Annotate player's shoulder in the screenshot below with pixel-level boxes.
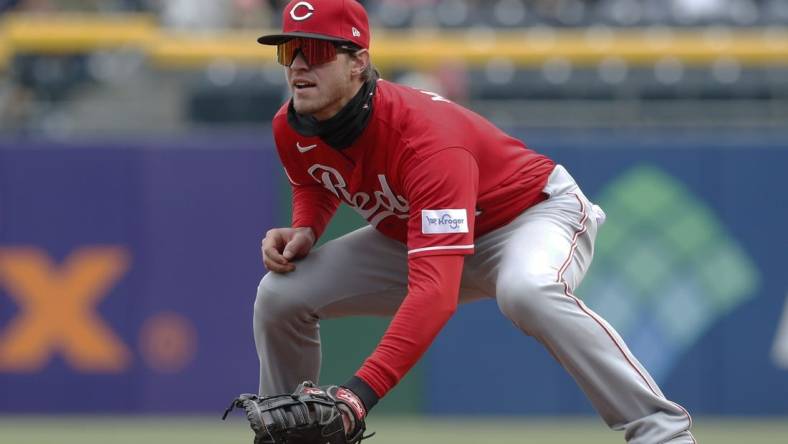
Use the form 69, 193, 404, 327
271, 102, 303, 158
376, 79, 448, 108
272, 101, 300, 147
272, 101, 290, 130
375, 80, 478, 153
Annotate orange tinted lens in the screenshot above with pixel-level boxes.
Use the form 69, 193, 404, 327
300, 39, 337, 66
277, 39, 298, 66
277, 38, 337, 67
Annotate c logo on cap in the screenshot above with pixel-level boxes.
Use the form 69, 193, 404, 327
290, 1, 315, 21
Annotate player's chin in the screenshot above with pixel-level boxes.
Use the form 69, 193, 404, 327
291, 95, 321, 115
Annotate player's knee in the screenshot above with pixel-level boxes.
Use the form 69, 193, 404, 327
254, 273, 314, 328
495, 272, 554, 333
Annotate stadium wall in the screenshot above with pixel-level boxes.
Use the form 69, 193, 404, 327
0, 129, 786, 415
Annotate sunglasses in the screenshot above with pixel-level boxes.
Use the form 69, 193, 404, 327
276, 38, 360, 67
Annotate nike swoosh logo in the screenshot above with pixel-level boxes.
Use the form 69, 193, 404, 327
297, 142, 317, 153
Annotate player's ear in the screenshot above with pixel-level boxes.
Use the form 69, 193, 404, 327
350, 49, 370, 79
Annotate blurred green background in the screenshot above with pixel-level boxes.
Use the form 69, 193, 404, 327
2, 416, 787, 444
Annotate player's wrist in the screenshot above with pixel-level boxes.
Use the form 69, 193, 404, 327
342, 375, 379, 414
293, 226, 317, 245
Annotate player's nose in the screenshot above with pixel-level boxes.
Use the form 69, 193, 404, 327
290, 52, 310, 71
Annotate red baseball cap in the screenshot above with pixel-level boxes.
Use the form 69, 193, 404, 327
258, 0, 370, 49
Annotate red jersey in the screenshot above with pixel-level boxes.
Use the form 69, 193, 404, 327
274, 79, 554, 256
272, 79, 555, 404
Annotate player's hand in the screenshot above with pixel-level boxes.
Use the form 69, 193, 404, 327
261, 227, 315, 273
326, 386, 368, 439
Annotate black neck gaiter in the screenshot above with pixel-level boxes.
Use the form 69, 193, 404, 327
287, 75, 377, 150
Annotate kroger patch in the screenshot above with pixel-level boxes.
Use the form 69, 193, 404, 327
421, 209, 469, 234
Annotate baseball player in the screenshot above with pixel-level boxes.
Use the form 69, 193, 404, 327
238, 1, 696, 443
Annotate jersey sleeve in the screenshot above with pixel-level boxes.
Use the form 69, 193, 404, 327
351, 254, 464, 405
289, 179, 340, 241
402, 147, 479, 258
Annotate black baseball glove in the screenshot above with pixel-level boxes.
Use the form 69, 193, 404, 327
222, 381, 374, 444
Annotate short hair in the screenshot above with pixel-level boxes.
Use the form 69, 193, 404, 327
338, 44, 376, 82
361, 62, 377, 82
